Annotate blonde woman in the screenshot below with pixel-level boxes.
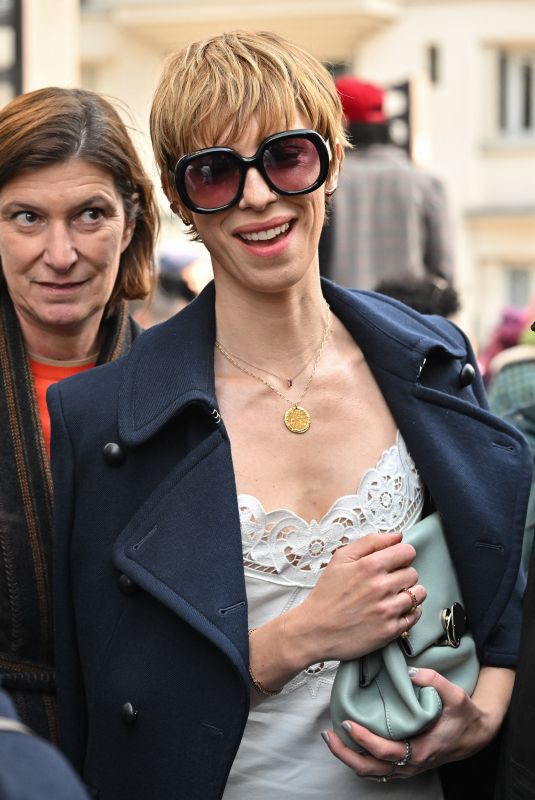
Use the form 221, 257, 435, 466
49, 32, 530, 800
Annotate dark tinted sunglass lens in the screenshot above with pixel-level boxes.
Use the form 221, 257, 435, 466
263, 136, 321, 192
183, 152, 240, 209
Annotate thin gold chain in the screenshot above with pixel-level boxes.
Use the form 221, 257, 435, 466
215, 302, 331, 408
219, 348, 311, 387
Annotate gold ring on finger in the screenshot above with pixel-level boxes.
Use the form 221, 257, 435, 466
402, 587, 419, 612
400, 615, 410, 639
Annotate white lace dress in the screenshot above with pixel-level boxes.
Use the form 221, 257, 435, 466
223, 432, 444, 799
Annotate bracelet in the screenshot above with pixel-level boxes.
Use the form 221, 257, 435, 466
248, 629, 282, 697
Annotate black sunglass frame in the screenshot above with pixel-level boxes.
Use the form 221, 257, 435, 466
173, 129, 331, 214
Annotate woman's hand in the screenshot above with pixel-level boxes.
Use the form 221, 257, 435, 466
321, 666, 514, 780
248, 532, 425, 693
288, 531, 425, 666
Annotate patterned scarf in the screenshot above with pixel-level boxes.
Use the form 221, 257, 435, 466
0, 287, 141, 742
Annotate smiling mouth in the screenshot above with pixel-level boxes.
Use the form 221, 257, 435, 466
238, 221, 291, 243
39, 280, 88, 290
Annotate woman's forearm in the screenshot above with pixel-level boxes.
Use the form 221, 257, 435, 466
471, 665, 515, 738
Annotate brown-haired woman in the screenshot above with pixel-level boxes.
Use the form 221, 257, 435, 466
0, 86, 158, 742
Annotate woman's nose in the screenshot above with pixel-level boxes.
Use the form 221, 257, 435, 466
43, 222, 78, 271
238, 166, 278, 211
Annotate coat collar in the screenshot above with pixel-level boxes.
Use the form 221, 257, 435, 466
324, 279, 465, 377
119, 282, 218, 445
119, 278, 466, 446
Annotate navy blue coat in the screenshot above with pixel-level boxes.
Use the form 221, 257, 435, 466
48, 280, 532, 800
0, 689, 88, 800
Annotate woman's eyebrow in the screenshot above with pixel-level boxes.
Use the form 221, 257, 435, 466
71, 192, 118, 211
0, 200, 42, 219
1, 193, 119, 218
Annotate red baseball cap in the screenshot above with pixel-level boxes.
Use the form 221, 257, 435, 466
334, 76, 385, 124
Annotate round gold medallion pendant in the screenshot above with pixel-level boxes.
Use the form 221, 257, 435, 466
284, 405, 311, 434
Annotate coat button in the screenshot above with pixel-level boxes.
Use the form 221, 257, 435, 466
121, 702, 138, 726
118, 574, 139, 596
459, 363, 475, 387
103, 442, 125, 466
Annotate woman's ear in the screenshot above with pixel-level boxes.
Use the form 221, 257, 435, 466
161, 170, 176, 204
162, 170, 192, 226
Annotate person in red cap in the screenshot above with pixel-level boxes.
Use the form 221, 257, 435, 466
333, 76, 386, 125
320, 76, 453, 290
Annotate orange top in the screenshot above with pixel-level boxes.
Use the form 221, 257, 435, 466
30, 355, 97, 456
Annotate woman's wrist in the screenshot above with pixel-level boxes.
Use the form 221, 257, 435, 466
248, 629, 283, 695
247, 609, 313, 694
278, 605, 318, 674
471, 666, 515, 742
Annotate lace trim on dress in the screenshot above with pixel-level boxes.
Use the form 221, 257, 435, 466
238, 431, 424, 589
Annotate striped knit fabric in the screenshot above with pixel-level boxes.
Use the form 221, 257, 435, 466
0, 287, 140, 742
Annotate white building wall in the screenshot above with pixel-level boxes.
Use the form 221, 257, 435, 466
82, 14, 176, 238
23, 0, 80, 89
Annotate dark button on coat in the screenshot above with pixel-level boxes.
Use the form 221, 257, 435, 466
103, 442, 126, 466
459, 363, 476, 387
118, 574, 138, 596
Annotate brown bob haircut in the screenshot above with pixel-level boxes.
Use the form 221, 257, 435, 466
150, 30, 350, 236
0, 87, 158, 309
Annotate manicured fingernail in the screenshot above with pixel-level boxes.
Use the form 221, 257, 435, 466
342, 721, 352, 732
407, 667, 419, 676
321, 730, 330, 745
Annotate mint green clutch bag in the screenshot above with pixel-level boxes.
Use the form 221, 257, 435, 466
330, 512, 480, 748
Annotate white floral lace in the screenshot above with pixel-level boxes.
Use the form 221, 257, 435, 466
238, 432, 424, 696
238, 431, 424, 589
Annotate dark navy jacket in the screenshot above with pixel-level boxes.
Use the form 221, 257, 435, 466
0, 689, 88, 800
48, 280, 532, 800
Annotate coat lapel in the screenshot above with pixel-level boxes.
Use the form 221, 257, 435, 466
112, 428, 249, 684
325, 281, 531, 650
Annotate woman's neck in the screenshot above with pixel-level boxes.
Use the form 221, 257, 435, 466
214, 278, 328, 373
17, 311, 103, 362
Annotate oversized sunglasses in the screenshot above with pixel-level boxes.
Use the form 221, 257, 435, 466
173, 129, 331, 214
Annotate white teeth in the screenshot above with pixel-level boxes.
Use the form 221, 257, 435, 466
240, 222, 290, 242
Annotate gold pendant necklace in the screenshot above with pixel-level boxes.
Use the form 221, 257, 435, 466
283, 405, 311, 434
215, 302, 331, 434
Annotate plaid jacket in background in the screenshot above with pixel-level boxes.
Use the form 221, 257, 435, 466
487, 345, 535, 419
326, 144, 453, 290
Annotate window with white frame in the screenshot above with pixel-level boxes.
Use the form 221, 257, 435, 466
498, 49, 535, 139
505, 266, 533, 309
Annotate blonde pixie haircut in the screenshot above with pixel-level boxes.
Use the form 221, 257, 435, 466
150, 30, 349, 233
